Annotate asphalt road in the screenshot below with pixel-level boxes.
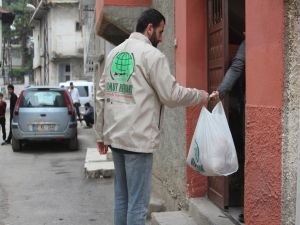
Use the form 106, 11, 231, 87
0, 125, 114, 225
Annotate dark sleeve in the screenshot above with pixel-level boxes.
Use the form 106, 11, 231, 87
218, 41, 245, 99
10, 94, 18, 114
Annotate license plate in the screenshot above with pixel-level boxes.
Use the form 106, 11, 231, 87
35, 124, 56, 132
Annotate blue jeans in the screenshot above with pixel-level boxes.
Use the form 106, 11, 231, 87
112, 149, 153, 225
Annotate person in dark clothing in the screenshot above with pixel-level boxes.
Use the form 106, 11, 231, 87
210, 40, 245, 100
0, 92, 7, 142
82, 102, 94, 128
210, 40, 245, 223
2, 84, 18, 145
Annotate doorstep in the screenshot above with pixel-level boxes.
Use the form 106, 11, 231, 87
151, 211, 197, 225
189, 198, 239, 225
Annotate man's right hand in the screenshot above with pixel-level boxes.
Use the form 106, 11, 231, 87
200, 90, 209, 106
209, 91, 220, 101
97, 142, 108, 154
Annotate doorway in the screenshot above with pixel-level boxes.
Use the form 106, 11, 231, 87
207, 0, 245, 222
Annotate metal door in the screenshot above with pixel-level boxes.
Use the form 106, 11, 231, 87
207, 0, 229, 209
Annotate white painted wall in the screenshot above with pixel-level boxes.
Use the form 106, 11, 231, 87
31, 2, 84, 86
49, 5, 83, 58
32, 20, 41, 69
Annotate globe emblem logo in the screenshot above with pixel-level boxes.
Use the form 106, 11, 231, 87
110, 52, 135, 82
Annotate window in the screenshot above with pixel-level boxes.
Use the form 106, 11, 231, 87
20, 89, 66, 108
75, 22, 82, 31
77, 86, 89, 97
65, 64, 71, 72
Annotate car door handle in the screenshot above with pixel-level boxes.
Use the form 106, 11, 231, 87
40, 114, 46, 117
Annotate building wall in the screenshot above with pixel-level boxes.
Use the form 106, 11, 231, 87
71, 58, 84, 81
245, 1, 284, 224
175, 0, 208, 198
283, 1, 300, 225
32, 14, 49, 85
149, 0, 189, 210
32, 20, 41, 69
31, 2, 85, 85
49, 4, 83, 59
11, 45, 23, 67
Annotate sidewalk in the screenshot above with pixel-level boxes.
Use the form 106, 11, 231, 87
84, 147, 114, 178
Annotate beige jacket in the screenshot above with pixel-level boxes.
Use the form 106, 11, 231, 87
95, 32, 207, 153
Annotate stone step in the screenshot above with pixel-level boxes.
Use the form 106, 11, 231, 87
148, 196, 166, 219
189, 198, 236, 225
151, 211, 197, 225
84, 148, 114, 178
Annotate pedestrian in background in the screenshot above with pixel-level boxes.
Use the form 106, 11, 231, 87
2, 84, 18, 145
95, 8, 209, 225
0, 92, 7, 143
69, 82, 82, 123
82, 102, 94, 128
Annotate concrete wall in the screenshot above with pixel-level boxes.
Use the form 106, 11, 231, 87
49, 4, 83, 59
32, 20, 41, 69
282, 1, 300, 225
150, 0, 188, 210
32, 13, 48, 85
48, 58, 84, 85
71, 58, 84, 81
31, 2, 85, 86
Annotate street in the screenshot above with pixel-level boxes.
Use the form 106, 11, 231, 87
0, 124, 114, 225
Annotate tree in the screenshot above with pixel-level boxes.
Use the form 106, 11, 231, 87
3, 0, 33, 81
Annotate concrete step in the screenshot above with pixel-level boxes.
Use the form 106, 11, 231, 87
189, 198, 236, 225
148, 196, 166, 219
84, 148, 114, 178
151, 211, 197, 225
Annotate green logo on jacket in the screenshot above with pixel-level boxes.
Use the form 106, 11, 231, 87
110, 52, 135, 82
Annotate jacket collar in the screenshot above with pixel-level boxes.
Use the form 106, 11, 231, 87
129, 32, 152, 46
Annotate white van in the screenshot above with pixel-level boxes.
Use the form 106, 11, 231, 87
59, 80, 94, 113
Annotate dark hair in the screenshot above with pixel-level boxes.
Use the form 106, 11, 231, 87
70, 82, 73, 85
136, 8, 166, 33
7, 84, 14, 90
0, 92, 3, 97
84, 102, 91, 107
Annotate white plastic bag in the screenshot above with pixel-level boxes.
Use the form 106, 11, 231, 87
186, 102, 238, 176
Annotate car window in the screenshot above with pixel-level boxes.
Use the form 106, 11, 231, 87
64, 85, 89, 97
77, 86, 89, 97
20, 90, 66, 107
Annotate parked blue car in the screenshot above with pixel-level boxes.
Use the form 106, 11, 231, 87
11, 87, 78, 152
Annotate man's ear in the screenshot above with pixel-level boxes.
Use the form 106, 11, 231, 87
145, 23, 154, 37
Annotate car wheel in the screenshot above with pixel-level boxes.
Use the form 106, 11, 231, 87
12, 137, 22, 152
68, 135, 78, 151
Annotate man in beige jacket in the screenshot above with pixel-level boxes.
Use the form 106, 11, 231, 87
95, 8, 208, 225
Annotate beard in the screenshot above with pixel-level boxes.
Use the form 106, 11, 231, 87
149, 32, 159, 47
